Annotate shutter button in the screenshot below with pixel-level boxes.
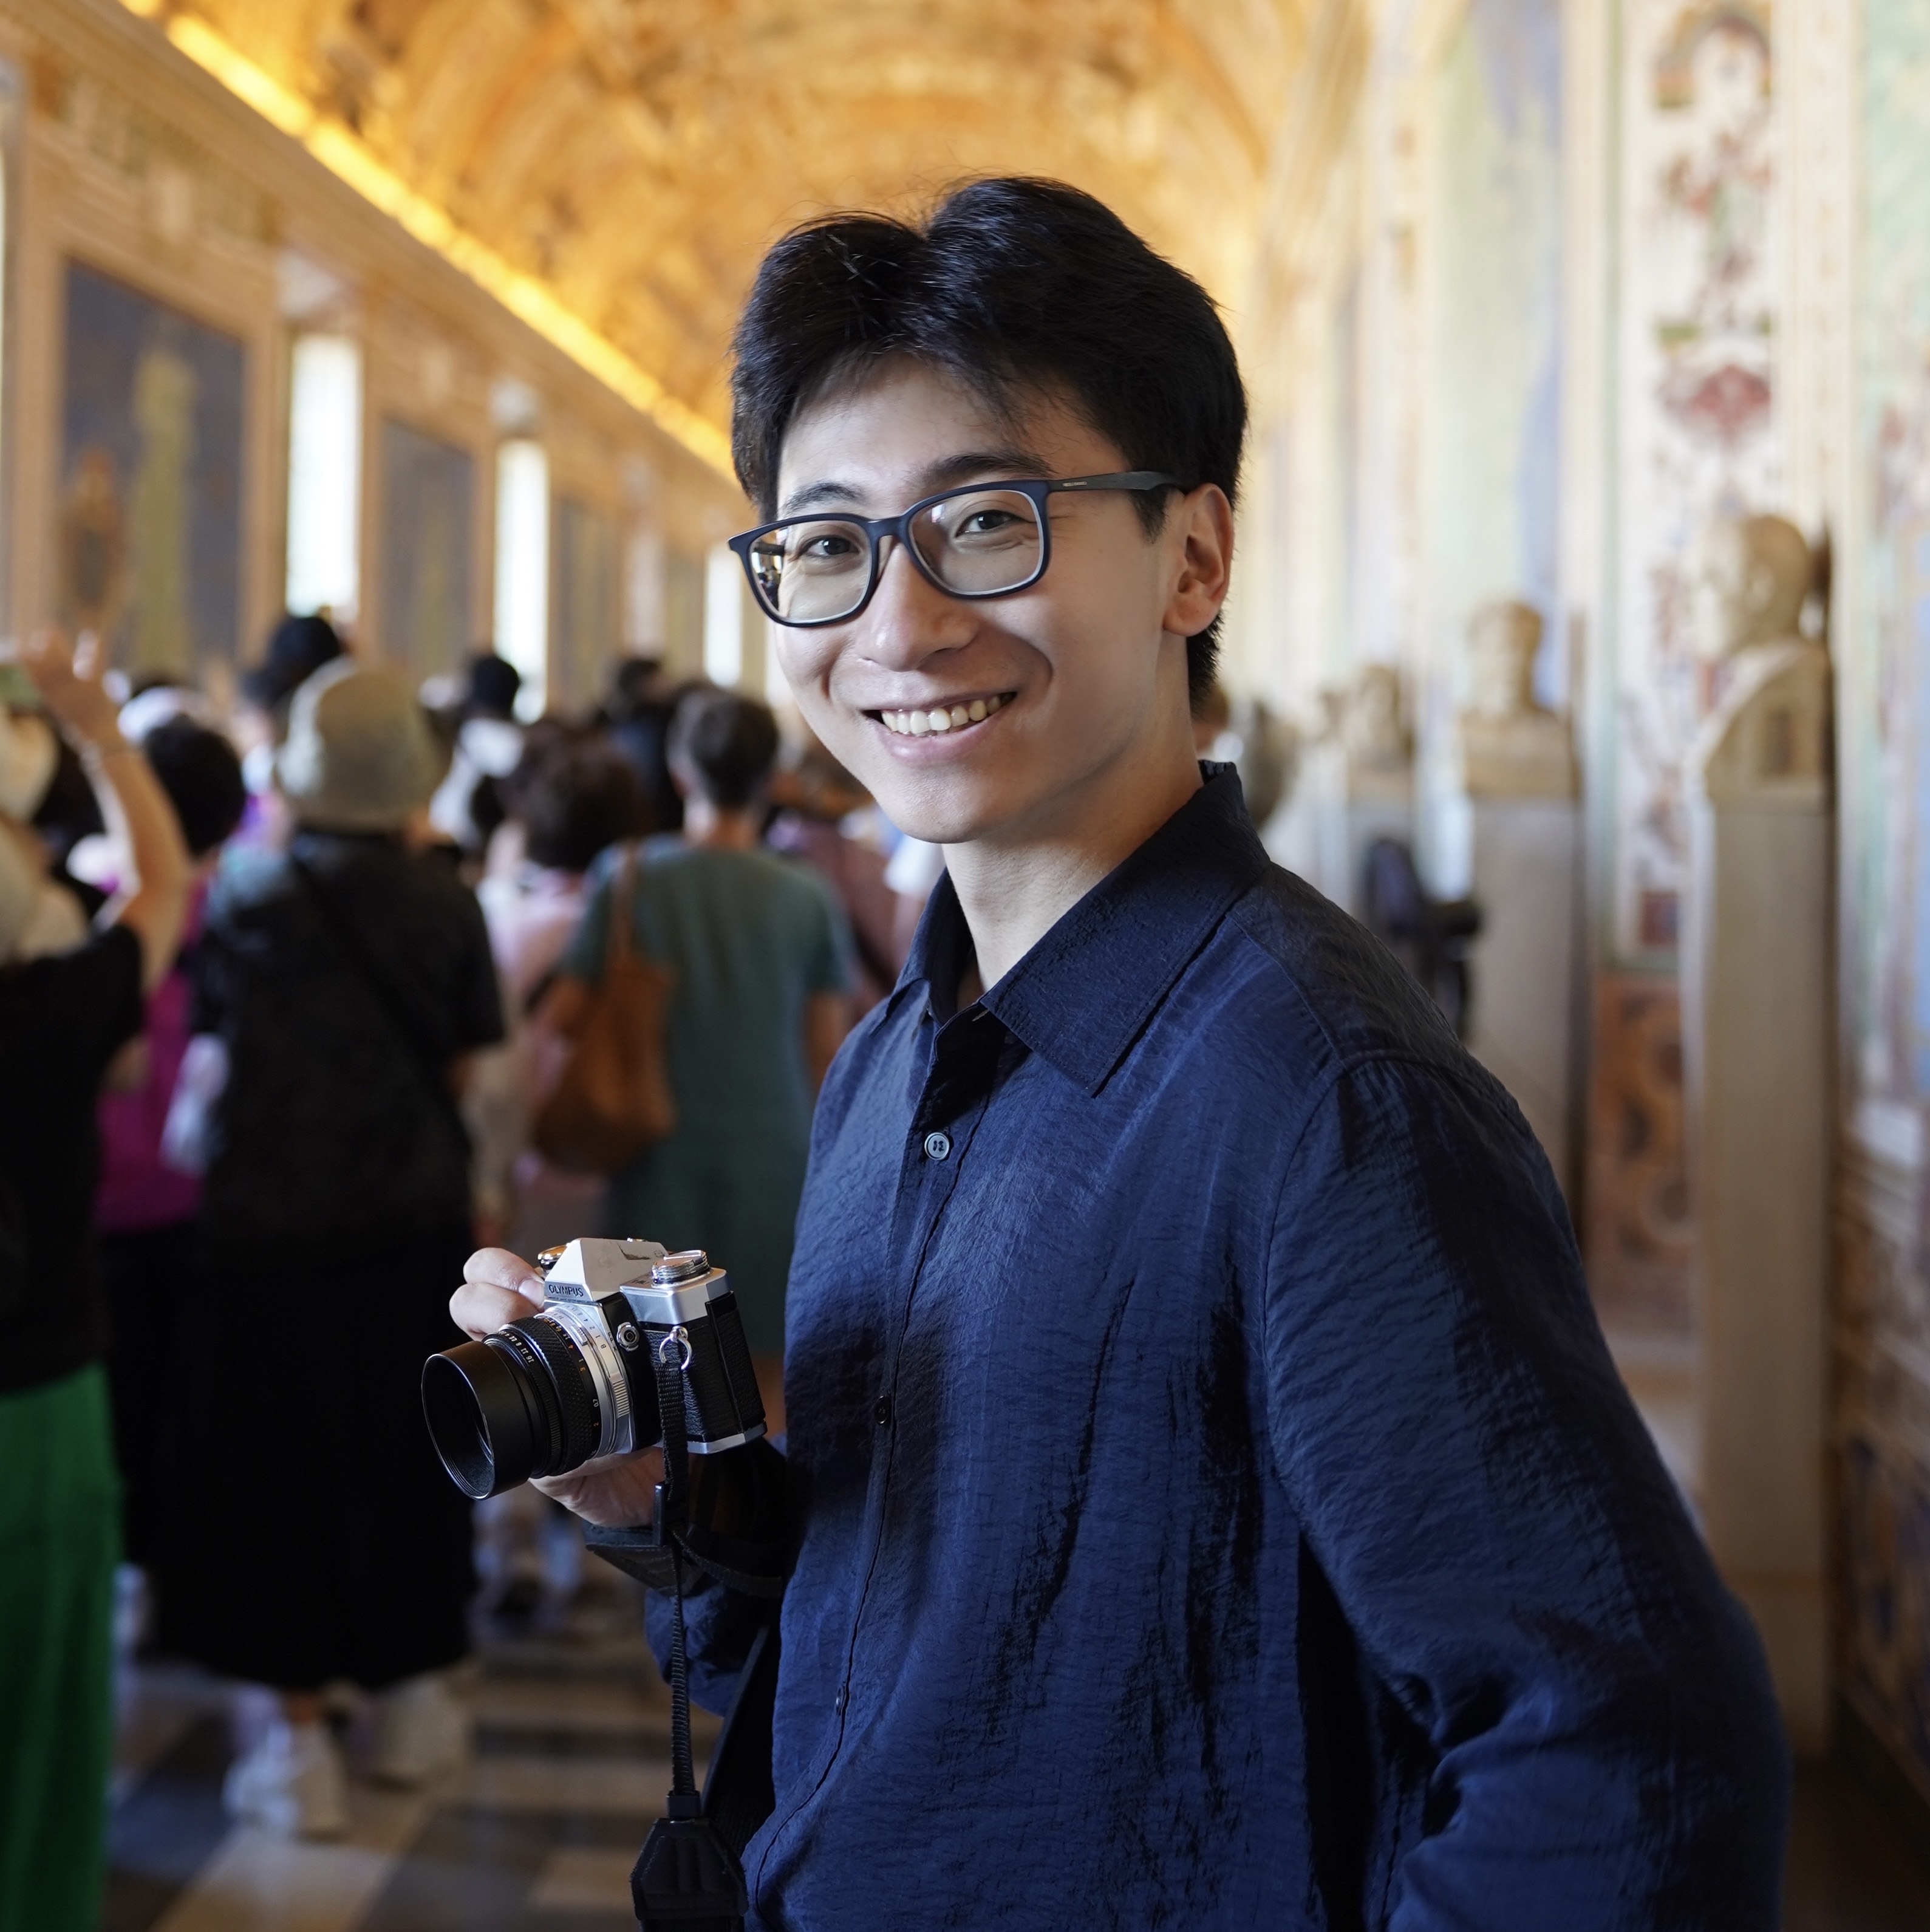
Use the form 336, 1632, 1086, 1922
923, 1130, 952, 1161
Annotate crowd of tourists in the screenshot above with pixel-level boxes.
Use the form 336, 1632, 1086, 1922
0, 613, 885, 1918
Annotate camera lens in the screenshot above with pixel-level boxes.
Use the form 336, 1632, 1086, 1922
420, 1313, 607, 1500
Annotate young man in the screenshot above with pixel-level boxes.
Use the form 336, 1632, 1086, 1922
457, 178, 1785, 1927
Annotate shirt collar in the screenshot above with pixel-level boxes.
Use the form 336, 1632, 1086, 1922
897, 763, 1270, 1096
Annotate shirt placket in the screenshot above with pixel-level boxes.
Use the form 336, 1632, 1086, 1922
781, 1008, 1009, 1806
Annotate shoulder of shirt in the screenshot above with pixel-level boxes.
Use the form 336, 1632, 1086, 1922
1206, 861, 1473, 1096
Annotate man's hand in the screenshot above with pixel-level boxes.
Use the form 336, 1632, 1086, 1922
451, 1248, 664, 1528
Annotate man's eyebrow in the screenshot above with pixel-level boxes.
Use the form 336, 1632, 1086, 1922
776, 446, 1052, 519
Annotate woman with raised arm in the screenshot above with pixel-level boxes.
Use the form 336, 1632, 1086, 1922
0, 629, 191, 1932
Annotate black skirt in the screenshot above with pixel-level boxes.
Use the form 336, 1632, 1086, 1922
155, 1224, 476, 1692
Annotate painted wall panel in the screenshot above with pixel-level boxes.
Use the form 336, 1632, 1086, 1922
59, 258, 244, 678
379, 416, 473, 680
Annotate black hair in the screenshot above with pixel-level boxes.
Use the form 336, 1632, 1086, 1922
505, 731, 650, 873
466, 650, 522, 720
142, 718, 247, 858
669, 689, 780, 810
730, 177, 1245, 700
245, 612, 343, 713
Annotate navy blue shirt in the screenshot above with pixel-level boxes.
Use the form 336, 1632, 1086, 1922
667, 766, 1786, 1929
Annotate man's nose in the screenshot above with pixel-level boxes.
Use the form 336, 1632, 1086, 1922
854, 536, 977, 668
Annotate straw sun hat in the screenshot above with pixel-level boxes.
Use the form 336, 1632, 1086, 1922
276, 659, 446, 832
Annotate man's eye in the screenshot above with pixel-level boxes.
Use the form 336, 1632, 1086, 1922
958, 511, 1021, 536
796, 533, 861, 564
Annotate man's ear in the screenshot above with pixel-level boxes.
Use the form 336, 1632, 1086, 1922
1161, 484, 1234, 640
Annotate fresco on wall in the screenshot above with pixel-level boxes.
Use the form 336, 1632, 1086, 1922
1424, 0, 1562, 705
380, 418, 472, 680
1612, 0, 1782, 964
554, 497, 617, 711
60, 260, 244, 678
1838, 0, 1930, 1806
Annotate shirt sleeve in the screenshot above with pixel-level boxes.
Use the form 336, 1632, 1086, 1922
559, 856, 618, 986
1264, 1054, 1787, 1930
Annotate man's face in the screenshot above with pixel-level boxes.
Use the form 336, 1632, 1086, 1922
768, 361, 1210, 848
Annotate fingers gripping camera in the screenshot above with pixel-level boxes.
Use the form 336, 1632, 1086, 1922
421, 1240, 767, 1500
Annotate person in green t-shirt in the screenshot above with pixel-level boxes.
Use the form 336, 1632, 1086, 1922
554, 689, 851, 1432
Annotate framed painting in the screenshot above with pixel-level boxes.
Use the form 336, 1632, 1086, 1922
60, 259, 245, 678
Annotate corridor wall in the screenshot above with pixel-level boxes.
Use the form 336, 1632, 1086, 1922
1835, 0, 1930, 1818
1235, 0, 1930, 1810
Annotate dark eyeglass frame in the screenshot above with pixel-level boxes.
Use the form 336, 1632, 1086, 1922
726, 471, 1182, 629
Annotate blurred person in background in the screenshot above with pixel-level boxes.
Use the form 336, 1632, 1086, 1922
599, 654, 686, 835
470, 727, 649, 1257
466, 728, 651, 1623
766, 735, 902, 1014
156, 660, 503, 1838
0, 631, 190, 1932
428, 649, 525, 864
231, 612, 345, 851
92, 710, 247, 1610
548, 688, 852, 1432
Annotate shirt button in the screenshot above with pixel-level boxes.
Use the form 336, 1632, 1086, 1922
923, 1130, 952, 1161
834, 1684, 848, 1715
875, 1395, 892, 1428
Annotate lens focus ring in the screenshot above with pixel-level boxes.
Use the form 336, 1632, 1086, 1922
506, 1315, 601, 1473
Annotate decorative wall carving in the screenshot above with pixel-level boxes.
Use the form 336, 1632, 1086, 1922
1611, 0, 1784, 965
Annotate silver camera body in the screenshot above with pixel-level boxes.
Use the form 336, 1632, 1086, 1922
421, 1238, 766, 1501
537, 1238, 767, 1462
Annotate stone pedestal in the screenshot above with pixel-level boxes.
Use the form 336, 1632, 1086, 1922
1458, 796, 1581, 1192
1682, 640, 1832, 1752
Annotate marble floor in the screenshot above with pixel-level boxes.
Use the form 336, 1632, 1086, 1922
104, 1565, 718, 1932
103, 1563, 1930, 1931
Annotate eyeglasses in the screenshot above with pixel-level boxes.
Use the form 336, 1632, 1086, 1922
726, 472, 1181, 628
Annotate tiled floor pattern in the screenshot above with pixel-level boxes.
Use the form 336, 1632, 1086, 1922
105, 1576, 1930, 1930
104, 1576, 716, 1932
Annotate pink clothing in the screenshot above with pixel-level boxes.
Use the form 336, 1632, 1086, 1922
469, 865, 603, 1252
95, 881, 206, 1234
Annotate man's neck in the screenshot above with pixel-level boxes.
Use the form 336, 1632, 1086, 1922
683, 797, 762, 850
944, 729, 1202, 992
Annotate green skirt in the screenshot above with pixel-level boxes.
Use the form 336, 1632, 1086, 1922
0, 1364, 120, 1932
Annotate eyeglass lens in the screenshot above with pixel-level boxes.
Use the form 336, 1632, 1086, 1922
747, 486, 1045, 623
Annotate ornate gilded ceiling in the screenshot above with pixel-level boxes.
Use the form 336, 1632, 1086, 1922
159, 0, 1325, 436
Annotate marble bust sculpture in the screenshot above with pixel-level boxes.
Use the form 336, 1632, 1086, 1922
1456, 601, 1577, 799
1688, 513, 1829, 805
1338, 663, 1411, 779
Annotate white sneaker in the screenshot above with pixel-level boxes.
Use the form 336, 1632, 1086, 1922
367, 1671, 471, 1788
222, 1719, 349, 1839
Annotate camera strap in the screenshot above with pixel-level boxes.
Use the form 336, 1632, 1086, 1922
621, 1345, 754, 1932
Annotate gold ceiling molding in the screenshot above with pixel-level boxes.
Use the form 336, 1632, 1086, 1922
115, 0, 738, 478
117, 0, 1338, 452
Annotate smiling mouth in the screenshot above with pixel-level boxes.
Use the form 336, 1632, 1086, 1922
870, 692, 1015, 738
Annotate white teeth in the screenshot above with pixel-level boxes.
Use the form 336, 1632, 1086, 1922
876, 694, 1011, 736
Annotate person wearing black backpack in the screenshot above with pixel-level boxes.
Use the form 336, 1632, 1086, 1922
454, 179, 1787, 1929
159, 658, 503, 1838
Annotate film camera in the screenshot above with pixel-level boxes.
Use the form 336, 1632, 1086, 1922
421, 1238, 765, 1500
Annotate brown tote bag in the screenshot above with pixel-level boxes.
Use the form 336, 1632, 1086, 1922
532, 845, 677, 1173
